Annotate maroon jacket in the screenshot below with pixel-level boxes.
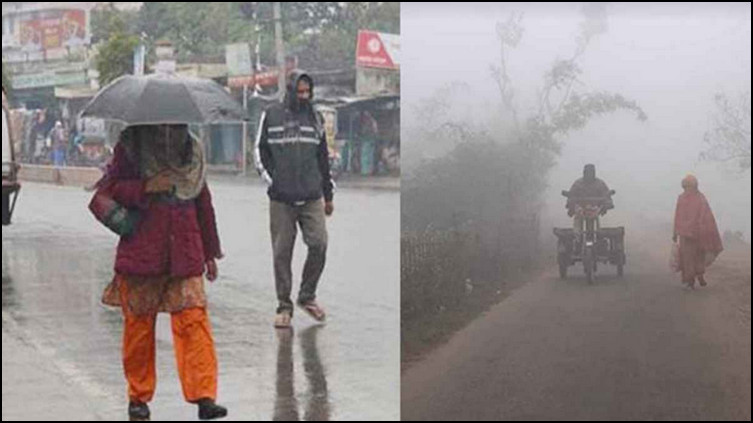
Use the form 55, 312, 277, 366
99, 143, 222, 278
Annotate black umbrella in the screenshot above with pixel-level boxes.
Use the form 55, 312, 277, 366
80, 74, 246, 125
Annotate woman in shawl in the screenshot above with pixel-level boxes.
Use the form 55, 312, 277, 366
672, 174, 724, 289
93, 125, 227, 421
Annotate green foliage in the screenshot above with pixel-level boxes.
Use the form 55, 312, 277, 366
133, 2, 400, 69
130, 2, 399, 68
95, 13, 140, 86
91, 4, 139, 44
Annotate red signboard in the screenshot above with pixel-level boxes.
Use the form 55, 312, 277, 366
356, 30, 399, 70
19, 10, 88, 51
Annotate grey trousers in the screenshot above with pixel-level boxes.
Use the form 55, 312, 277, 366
270, 199, 328, 314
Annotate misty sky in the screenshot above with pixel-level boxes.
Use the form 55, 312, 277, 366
402, 2, 752, 238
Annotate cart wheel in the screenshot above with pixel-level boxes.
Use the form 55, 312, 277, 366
584, 249, 594, 284
2, 193, 10, 226
557, 253, 569, 279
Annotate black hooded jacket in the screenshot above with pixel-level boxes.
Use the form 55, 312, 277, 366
254, 70, 334, 205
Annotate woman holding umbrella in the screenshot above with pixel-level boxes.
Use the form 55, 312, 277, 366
84, 74, 246, 421
93, 125, 227, 421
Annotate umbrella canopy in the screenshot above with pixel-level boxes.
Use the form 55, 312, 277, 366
80, 74, 246, 125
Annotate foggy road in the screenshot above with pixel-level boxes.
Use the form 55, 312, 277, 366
402, 229, 751, 421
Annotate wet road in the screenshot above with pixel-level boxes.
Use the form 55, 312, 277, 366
402, 226, 751, 420
2, 179, 400, 421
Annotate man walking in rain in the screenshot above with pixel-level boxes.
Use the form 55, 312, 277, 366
255, 70, 335, 329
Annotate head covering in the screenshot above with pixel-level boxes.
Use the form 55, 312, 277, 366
284, 70, 314, 113
583, 164, 596, 182
117, 125, 206, 200
681, 174, 698, 191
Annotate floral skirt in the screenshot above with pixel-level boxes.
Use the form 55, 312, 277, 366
102, 274, 207, 316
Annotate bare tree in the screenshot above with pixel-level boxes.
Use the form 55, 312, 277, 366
490, 12, 524, 131
489, 4, 646, 155
700, 91, 752, 172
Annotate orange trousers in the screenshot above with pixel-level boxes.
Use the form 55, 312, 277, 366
119, 279, 218, 404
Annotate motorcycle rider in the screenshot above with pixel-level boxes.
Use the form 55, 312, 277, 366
566, 164, 614, 233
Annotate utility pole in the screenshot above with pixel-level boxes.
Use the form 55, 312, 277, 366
240, 2, 262, 177
273, 2, 286, 99
253, 4, 261, 96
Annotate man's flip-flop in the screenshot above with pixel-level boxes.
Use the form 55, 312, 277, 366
298, 302, 326, 322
